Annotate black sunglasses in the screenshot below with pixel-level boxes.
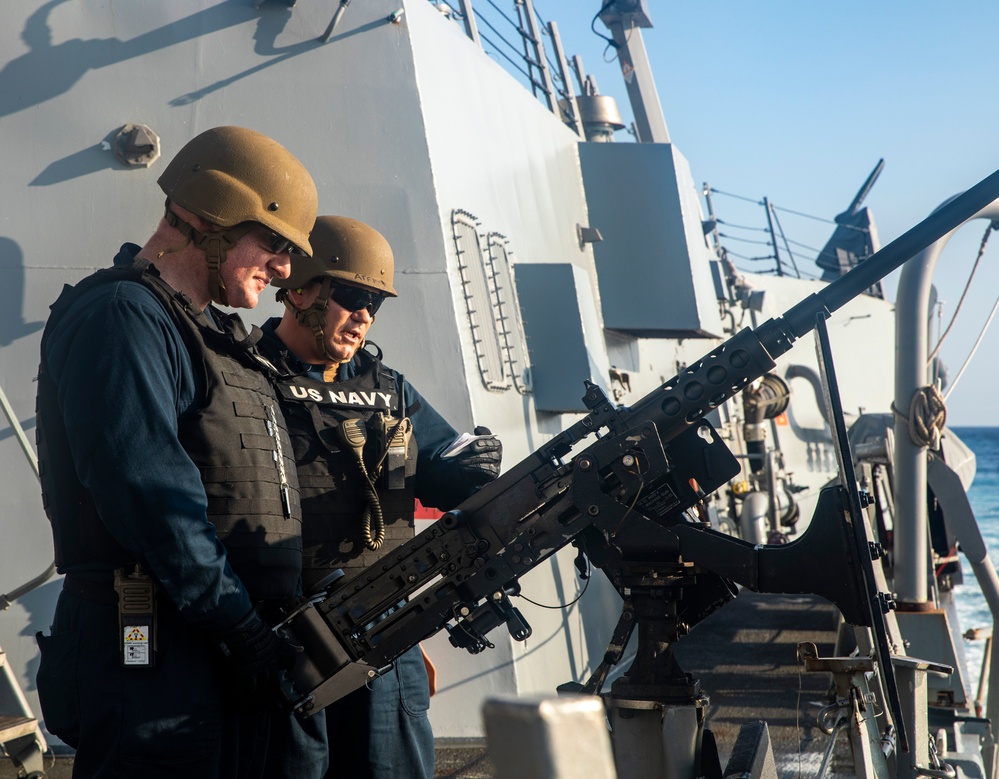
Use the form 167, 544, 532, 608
264, 230, 298, 256
329, 284, 386, 315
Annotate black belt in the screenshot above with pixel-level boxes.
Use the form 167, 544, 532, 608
63, 574, 118, 605
64, 573, 279, 617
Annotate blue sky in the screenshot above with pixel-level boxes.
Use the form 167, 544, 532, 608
525, 1, 999, 425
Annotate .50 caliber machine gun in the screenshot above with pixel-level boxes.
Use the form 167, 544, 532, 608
275, 169, 999, 767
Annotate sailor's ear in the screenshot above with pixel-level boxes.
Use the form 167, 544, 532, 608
285, 286, 315, 309
285, 287, 305, 305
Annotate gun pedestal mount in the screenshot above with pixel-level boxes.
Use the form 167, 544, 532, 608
563, 430, 741, 779
599, 576, 727, 779
565, 557, 727, 779
568, 445, 879, 779
565, 481, 882, 779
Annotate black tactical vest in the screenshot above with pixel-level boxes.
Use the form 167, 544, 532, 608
268, 348, 418, 592
36, 262, 302, 601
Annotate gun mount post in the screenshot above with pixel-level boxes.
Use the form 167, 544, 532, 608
814, 313, 908, 752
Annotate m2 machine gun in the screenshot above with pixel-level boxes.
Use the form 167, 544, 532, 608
275, 169, 999, 771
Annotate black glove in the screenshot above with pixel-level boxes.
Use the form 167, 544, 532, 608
453, 426, 502, 487
213, 608, 296, 703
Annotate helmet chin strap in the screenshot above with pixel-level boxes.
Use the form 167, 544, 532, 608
279, 277, 340, 363
164, 208, 255, 307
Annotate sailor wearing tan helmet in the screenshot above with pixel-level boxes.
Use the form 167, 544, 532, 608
35, 126, 316, 777
259, 216, 503, 779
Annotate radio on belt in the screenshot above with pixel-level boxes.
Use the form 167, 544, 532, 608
114, 565, 157, 668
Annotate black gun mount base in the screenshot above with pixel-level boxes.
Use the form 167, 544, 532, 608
563, 580, 721, 779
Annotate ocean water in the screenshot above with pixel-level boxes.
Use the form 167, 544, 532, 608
947, 426, 999, 699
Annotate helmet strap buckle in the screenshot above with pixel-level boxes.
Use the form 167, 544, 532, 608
165, 208, 256, 307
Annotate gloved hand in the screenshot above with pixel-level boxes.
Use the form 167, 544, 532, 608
213, 608, 296, 704
454, 425, 502, 487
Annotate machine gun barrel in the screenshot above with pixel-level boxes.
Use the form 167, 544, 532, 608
619, 167, 999, 447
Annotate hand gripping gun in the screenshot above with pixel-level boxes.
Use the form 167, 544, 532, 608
274, 169, 999, 756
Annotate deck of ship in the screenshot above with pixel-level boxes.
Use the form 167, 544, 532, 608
0, 591, 845, 779
435, 589, 847, 778
674, 590, 848, 777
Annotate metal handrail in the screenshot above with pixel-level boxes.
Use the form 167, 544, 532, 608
0, 382, 56, 610
433, 0, 569, 120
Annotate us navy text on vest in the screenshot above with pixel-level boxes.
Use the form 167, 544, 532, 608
279, 383, 394, 409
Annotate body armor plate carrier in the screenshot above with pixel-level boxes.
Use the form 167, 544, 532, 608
36, 261, 302, 601
272, 350, 418, 593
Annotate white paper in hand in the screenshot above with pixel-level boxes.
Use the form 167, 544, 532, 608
442, 432, 491, 458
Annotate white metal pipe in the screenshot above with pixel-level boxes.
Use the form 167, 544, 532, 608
893, 198, 999, 603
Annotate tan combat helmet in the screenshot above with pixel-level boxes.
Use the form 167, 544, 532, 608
274, 216, 396, 363
157, 126, 319, 305
274, 215, 397, 296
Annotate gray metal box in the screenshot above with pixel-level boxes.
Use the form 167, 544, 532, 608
483, 695, 617, 779
578, 142, 725, 339
515, 264, 610, 413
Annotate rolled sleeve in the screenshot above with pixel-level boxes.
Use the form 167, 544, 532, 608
403, 378, 480, 511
